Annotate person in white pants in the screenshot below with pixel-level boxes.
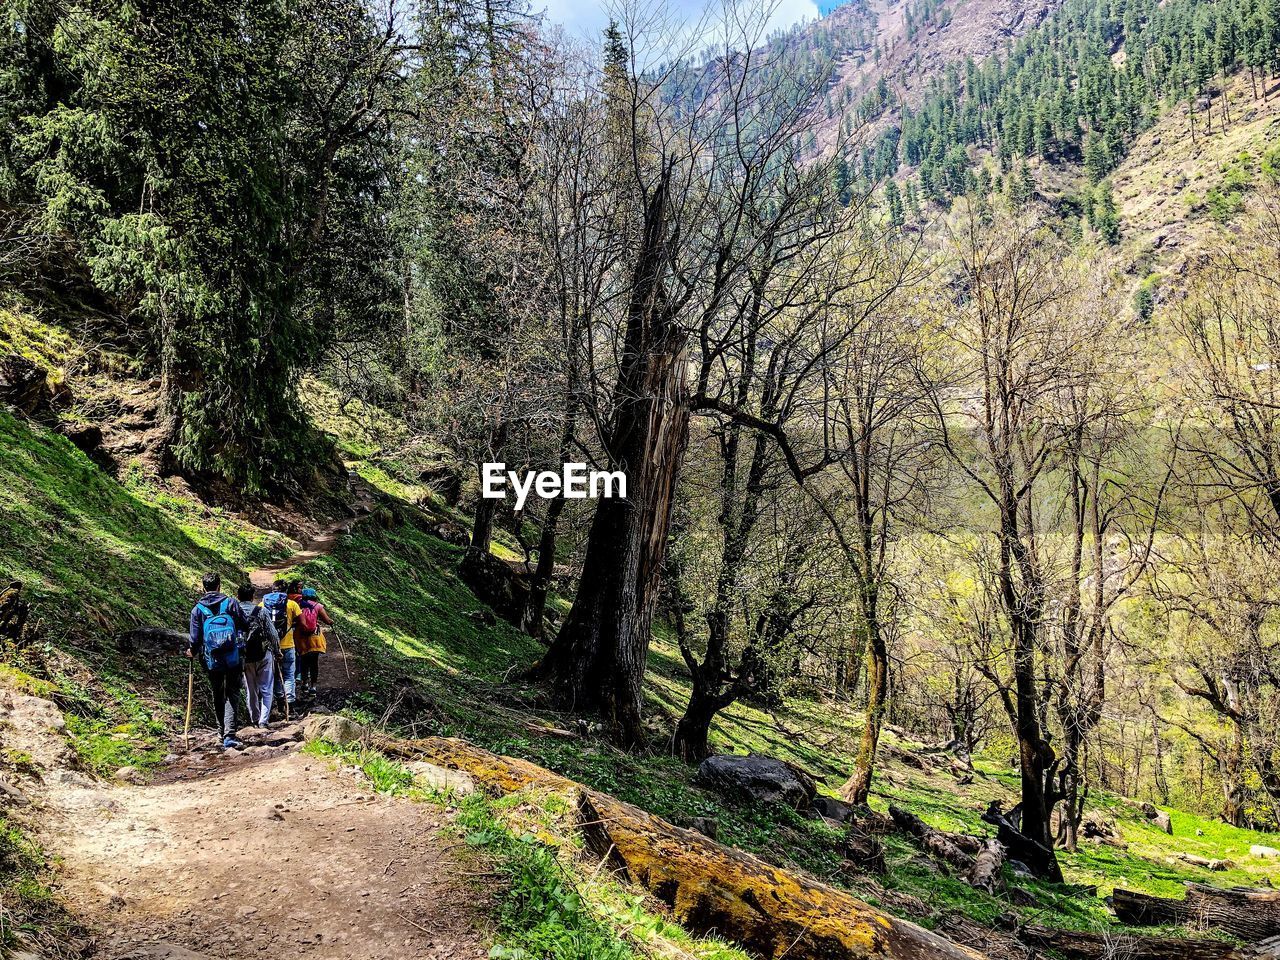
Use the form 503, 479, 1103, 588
235, 584, 279, 727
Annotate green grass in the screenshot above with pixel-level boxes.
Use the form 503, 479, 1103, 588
303, 738, 418, 795
0, 404, 292, 764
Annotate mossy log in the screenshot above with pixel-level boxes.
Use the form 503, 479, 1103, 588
385, 736, 984, 960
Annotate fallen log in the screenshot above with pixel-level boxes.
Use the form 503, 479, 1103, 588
1186, 884, 1280, 942
1018, 925, 1259, 960
1111, 884, 1280, 942
1176, 853, 1235, 871
982, 801, 1064, 883
1111, 888, 1189, 927
889, 804, 980, 871
374, 734, 986, 960
967, 839, 1006, 893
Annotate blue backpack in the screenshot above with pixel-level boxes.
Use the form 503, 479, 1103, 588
199, 597, 240, 669
262, 592, 289, 639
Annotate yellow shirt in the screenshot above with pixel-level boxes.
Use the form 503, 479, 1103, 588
279, 598, 302, 650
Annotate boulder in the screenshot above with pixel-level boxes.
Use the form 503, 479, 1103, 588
812, 795, 856, 824
302, 714, 368, 747
458, 549, 529, 626
59, 422, 103, 454
419, 464, 463, 506
1081, 810, 1123, 843
405, 760, 477, 797
114, 766, 146, 785
694, 754, 816, 811
0, 356, 57, 417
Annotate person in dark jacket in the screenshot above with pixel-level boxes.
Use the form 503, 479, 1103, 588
188, 572, 250, 749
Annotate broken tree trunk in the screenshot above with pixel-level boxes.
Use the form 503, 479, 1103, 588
1187, 884, 1280, 941
1112, 888, 1190, 927
982, 800, 1064, 882
1018, 925, 1261, 960
967, 839, 1006, 893
379, 735, 985, 960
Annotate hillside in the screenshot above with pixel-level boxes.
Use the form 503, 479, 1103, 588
4, 287, 1280, 958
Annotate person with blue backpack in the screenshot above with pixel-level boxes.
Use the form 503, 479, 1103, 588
262, 579, 301, 713
188, 572, 251, 750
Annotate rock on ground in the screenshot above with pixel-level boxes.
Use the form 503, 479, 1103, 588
694, 754, 817, 811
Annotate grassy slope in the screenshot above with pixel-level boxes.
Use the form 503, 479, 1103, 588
4, 300, 1279, 948
0, 300, 290, 773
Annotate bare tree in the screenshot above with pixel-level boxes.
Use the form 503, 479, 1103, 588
935, 202, 1116, 875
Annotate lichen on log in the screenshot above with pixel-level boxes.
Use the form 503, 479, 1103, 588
382, 735, 985, 960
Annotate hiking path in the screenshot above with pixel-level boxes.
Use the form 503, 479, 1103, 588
21, 493, 493, 960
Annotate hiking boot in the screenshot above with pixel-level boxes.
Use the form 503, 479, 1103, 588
222, 736, 243, 750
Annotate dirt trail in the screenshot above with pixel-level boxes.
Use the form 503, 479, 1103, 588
25, 495, 494, 960
43, 727, 491, 960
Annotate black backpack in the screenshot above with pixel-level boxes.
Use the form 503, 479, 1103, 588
242, 606, 270, 662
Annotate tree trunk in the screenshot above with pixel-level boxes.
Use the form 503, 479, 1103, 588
672, 679, 719, 763
531, 166, 690, 745
467, 492, 498, 561
519, 493, 566, 639
842, 616, 887, 804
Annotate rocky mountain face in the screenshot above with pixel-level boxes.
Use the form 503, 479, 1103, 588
806, 0, 1061, 153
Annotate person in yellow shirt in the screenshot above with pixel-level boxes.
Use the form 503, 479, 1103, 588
262, 579, 301, 711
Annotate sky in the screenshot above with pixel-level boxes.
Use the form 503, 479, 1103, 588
538, 0, 828, 50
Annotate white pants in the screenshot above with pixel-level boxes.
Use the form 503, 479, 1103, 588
242, 651, 275, 726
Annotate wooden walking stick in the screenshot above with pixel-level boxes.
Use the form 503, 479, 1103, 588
183, 657, 194, 751
332, 627, 353, 682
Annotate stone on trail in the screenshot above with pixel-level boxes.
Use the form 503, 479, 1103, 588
302, 714, 368, 747
114, 766, 146, 785
694, 754, 816, 811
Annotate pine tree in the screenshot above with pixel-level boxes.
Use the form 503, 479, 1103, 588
885, 179, 905, 225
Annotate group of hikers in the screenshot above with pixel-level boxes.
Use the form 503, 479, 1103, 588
187, 572, 334, 750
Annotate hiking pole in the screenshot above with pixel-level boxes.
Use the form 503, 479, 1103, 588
331, 627, 353, 682
183, 657, 194, 752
